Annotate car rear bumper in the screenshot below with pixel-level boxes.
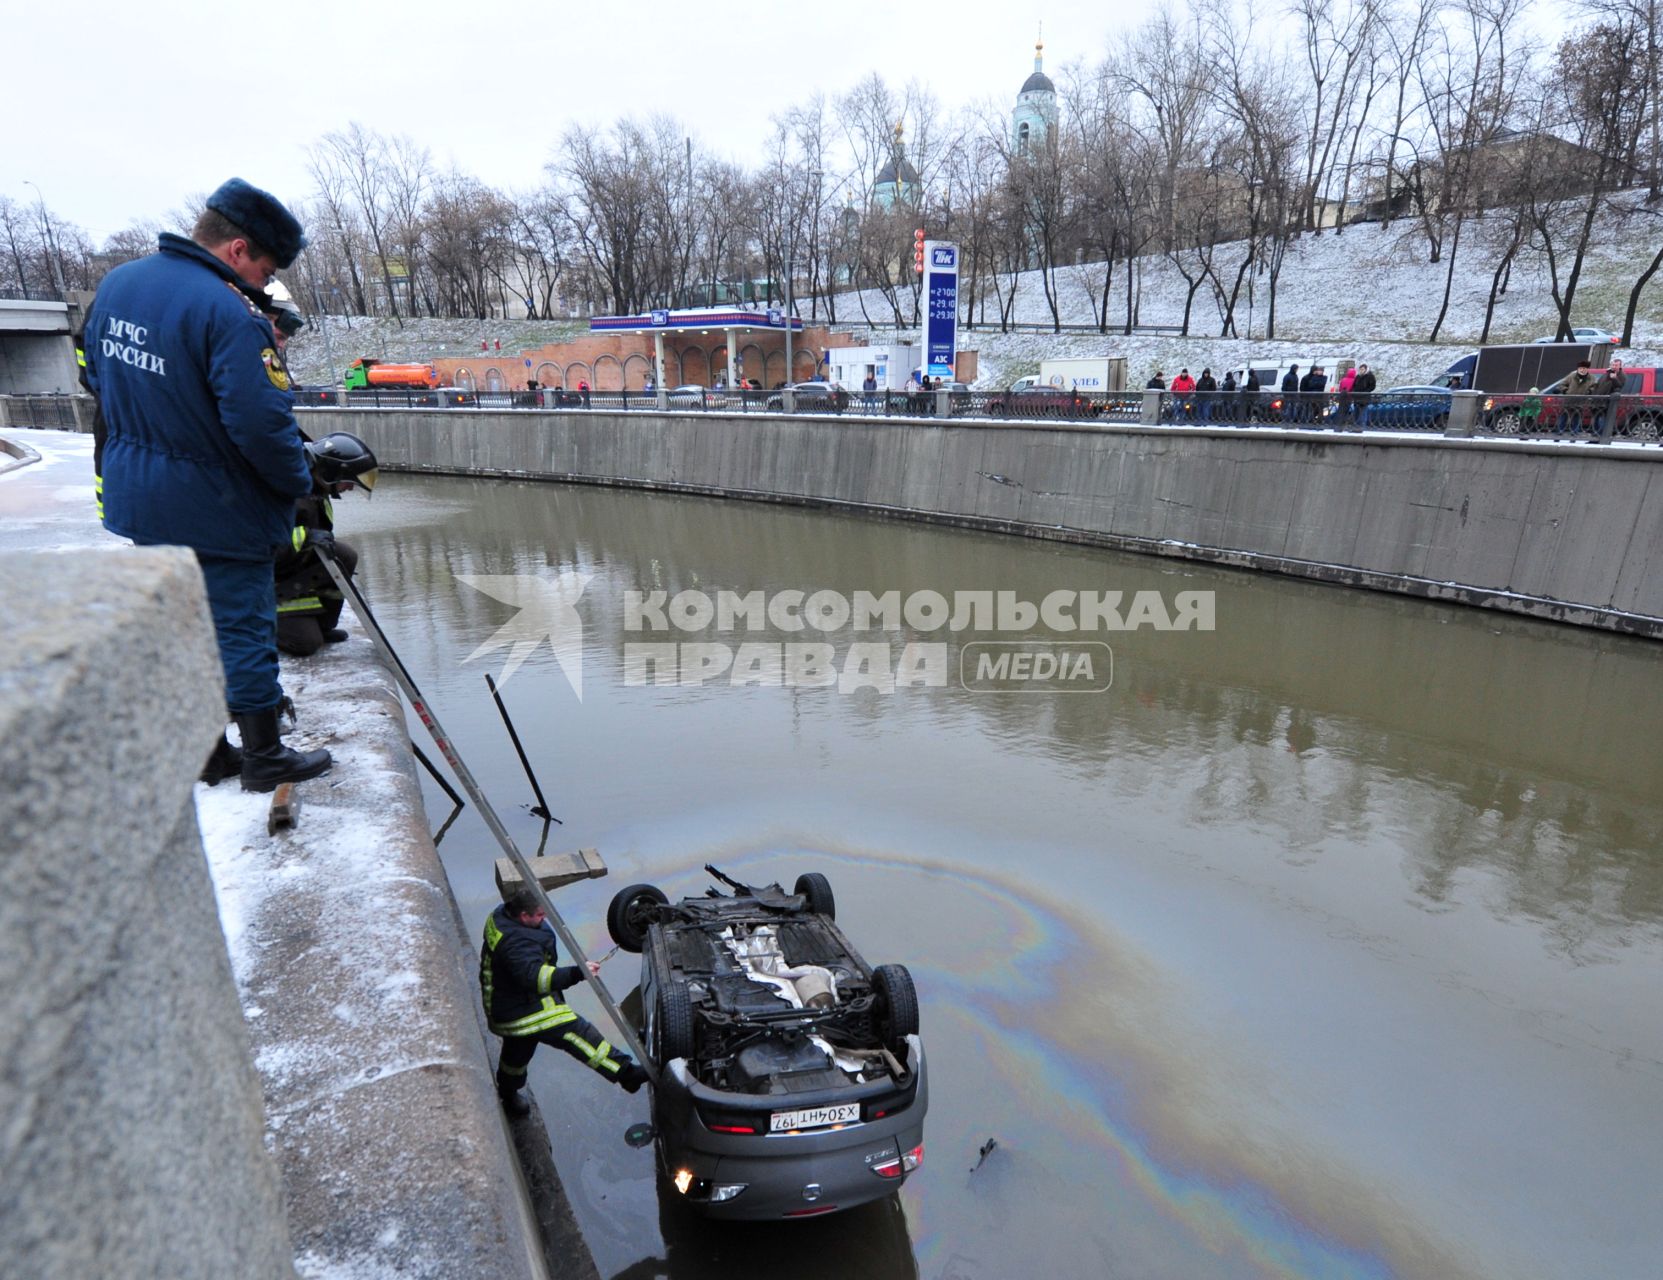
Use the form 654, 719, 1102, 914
653, 1035, 928, 1220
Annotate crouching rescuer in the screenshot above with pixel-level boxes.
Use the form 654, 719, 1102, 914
277, 433, 377, 656
481, 888, 649, 1115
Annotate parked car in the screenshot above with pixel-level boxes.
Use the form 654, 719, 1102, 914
1533, 327, 1619, 345
1365, 385, 1453, 429
1484, 366, 1662, 439
608, 867, 926, 1220
984, 385, 1102, 420
766, 381, 850, 413
666, 384, 709, 406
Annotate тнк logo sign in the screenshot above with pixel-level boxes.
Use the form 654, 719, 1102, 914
931, 247, 957, 268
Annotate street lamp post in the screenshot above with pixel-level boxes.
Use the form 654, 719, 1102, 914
22, 180, 67, 296
784, 263, 795, 388
308, 279, 341, 389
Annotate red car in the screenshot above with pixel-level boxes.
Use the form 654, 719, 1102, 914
1485, 367, 1663, 440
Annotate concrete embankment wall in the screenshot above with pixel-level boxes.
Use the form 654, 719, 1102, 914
0, 550, 297, 1279
306, 407, 1663, 637
0, 537, 560, 1279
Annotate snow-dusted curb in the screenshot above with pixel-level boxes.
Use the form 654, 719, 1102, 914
198, 640, 553, 1280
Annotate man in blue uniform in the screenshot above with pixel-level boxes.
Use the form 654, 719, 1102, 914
481, 888, 649, 1116
84, 178, 330, 792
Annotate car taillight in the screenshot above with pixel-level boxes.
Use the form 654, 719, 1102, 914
870, 1142, 924, 1179
708, 1123, 757, 1134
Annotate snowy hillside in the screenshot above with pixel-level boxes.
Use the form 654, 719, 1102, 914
832, 200, 1663, 389
280, 199, 1663, 391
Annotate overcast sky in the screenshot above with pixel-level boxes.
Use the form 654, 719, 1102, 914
15, 0, 1572, 242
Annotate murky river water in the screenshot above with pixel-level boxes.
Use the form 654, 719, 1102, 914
336, 472, 1662, 1280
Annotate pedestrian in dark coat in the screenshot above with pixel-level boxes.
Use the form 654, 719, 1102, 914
1241, 368, 1260, 424
1298, 366, 1328, 424
1195, 368, 1217, 421
1350, 364, 1377, 426
1592, 360, 1626, 436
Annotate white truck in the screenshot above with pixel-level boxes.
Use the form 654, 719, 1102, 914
1009, 357, 1127, 395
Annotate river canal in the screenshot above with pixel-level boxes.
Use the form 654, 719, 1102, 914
338, 471, 1662, 1280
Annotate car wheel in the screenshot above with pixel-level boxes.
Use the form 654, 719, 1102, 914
1625, 413, 1660, 441
607, 883, 668, 952
872, 963, 919, 1049
1493, 410, 1521, 435
793, 872, 835, 919
1429, 412, 1448, 430
657, 980, 695, 1062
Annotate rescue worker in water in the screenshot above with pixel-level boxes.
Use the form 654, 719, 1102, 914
481, 888, 649, 1115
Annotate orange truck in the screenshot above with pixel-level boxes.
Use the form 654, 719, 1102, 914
342, 358, 439, 390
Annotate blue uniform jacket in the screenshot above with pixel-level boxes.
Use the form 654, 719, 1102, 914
84, 233, 311, 560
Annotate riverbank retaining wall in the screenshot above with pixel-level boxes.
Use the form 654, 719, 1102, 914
303, 408, 1663, 637
0, 549, 297, 1279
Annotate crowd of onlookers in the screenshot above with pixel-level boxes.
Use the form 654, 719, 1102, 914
1144, 362, 1381, 425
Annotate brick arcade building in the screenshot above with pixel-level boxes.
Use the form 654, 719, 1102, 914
429, 309, 861, 393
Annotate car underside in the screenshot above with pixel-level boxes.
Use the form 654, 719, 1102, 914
608, 867, 926, 1219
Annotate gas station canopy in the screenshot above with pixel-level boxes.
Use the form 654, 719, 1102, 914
590, 306, 804, 334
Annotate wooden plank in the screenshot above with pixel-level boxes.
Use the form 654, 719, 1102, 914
267, 783, 299, 835
493, 847, 608, 897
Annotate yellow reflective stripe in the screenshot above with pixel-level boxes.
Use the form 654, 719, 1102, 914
497, 1060, 527, 1078
563, 1032, 622, 1073
492, 1002, 578, 1036
484, 915, 503, 949
536, 964, 556, 995
76, 347, 86, 367
291, 526, 306, 552
324, 498, 334, 522
277, 596, 323, 614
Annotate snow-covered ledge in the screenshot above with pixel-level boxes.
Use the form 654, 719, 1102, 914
198, 637, 554, 1280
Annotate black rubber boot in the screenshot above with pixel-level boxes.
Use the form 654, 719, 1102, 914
323, 627, 349, 644
199, 731, 243, 786
498, 1086, 532, 1116
235, 707, 332, 793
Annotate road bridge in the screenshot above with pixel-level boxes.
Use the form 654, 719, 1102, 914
0, 292, 80, 393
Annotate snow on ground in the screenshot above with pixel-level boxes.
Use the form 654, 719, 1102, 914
281, 199, 1663, 392
831, 204, 1663, 389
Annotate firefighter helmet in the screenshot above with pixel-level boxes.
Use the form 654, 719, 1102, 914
304, 432, 379, 492
263, 279, 305, 337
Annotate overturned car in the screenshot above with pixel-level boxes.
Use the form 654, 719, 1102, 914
608, 866, 927, 1220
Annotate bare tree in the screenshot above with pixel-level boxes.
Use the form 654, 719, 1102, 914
1530, 16, 1652, 340
313, 123, 404, 320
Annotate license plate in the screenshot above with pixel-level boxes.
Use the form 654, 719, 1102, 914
770, 1103, 859, 1132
